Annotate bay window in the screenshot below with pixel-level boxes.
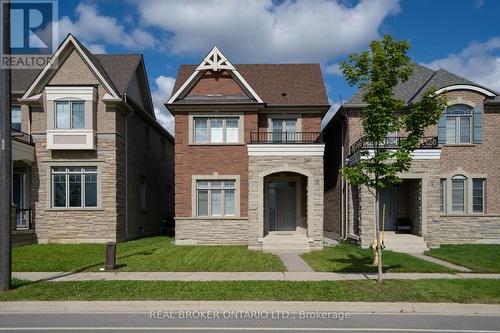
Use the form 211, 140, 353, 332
55, 101, 85, 129
52, 167, 98, 208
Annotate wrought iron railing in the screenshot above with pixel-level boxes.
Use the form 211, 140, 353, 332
16, 208, 32, 230
11, 128, 34, 145
250, 131, 323, 144
349, 136, 438, 155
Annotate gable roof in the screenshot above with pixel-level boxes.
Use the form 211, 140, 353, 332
171, 63, 330, 107
347, 63, 497, 106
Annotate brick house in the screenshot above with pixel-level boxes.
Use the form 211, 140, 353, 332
323, 64, 500, 251
10, 34, 174, 245
167, 47, 329, 251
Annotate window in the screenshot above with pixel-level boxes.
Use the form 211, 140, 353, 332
445, 105, 472, 144
51, 167, 97, 208
451, 175, 466, 213
145, 127, 150, 148
196, 180, 236, 217
193, 117, 239, 144
472, 179, 485, 213
55, 101, 85, 129
271, 118, 297, 142
139, 176, 147, 211
439, 179, 446, 213
11, 105, 21, 131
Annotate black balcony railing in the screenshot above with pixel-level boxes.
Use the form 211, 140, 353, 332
350, 136, 438, 155
15, 208, 32, 230
11, 128, 34, 146
250, 131, 323, 144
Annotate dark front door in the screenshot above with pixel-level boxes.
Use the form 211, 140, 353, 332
268, 181, 297, 231
379, 187, 399, 231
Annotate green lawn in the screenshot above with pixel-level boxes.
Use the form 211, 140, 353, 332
13, 236, 285, 272
302, 243, 454, 273
426, 244, 500, 273
1, 279, 499, 303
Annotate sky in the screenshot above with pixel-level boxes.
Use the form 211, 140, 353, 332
53, 0, 500, 134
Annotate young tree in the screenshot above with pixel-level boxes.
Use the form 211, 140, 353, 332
340, 34, 447, 283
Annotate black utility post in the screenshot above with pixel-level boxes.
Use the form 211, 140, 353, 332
0, 0, 12, 292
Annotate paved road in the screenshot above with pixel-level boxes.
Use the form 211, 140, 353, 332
1, 312, 500, 332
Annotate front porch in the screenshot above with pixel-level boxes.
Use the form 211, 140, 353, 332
247, 135, 325, 252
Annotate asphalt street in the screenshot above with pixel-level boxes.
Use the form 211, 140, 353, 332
1, 312, 500, 332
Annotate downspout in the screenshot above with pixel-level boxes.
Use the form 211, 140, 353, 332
341, 113, 349, 241
123, 93, 134, 240
340, 121, 345, 240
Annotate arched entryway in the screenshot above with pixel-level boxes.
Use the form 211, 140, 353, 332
264, 172, 307, 236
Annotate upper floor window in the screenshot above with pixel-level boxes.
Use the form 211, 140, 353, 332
445, 104, 472, 144
11, 105, 21, 131
193, 117, 239, 144
55, 101, 85, 129
52, 167, 97, 208
271, 118, 297, 142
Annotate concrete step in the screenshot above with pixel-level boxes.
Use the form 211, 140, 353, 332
262, 233, 311, 253
382, 232, 428, 254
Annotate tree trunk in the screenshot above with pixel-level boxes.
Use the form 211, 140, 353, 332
375, 189, 383, 283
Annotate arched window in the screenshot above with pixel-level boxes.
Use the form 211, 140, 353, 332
451, 175, 467, 212
445, 104, 473, 144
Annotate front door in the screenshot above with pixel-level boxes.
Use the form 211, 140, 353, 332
268, 181, 297, 231
13, 171, 28, 229
379, 187, 399, 231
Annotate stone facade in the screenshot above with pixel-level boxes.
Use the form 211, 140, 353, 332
175, 218, 249, 245
247, 155, 324, 249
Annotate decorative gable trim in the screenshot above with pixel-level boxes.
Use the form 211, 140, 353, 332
167, 46, 263, 104
21, 34, 121, 102
434, 84, 496, 98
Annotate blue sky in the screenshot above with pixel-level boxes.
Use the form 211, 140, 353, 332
54, 0, 500, 133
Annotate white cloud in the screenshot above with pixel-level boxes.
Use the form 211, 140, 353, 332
85, 43, 106, 54
132, 0, 400, 63
56, 3, 157, 50
151, 75, 176, 135
325, 63, 343, 76
423, 37, 500, 91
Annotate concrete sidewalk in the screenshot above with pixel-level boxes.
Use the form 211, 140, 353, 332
12, 271, 500, 282
1, 300, 500, 315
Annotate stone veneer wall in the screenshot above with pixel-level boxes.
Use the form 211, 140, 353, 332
354, 159, 441, 248
175, 218, 249, 245
247, 155, 324, 249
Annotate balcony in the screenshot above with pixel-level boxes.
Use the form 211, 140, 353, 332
11, 128, 33, 146
349, 136, 440, 162
11, 128, 35, 163
250, 131, 323, 144
46, 129, 96, 150
247, 131, 324, 156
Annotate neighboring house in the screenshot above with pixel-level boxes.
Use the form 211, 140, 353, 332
10, 34, 174, 245
166, 47, 329, 251
323, 64, 500, 251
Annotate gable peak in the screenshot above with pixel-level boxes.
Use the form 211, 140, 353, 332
196, 46, 235, 72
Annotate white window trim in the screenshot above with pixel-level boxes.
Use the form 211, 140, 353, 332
440, 169, 487, 215
267, 113, 302, 132
55, 100, 86, 130
188, 113, 244, 145
191, 175, 240, 218
445, 104, 473, 145
45, 161, 103, 210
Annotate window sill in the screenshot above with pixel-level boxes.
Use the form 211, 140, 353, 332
176, 216, 246, 220
440, 213, 497, 217
45, 208, 104, 212
442, 144, 475, 147
187, 143, 245, 146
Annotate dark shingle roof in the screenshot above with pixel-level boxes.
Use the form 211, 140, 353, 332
347, 63, 497, 106
171, 64, 330, 107
11, 48, 142, 96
